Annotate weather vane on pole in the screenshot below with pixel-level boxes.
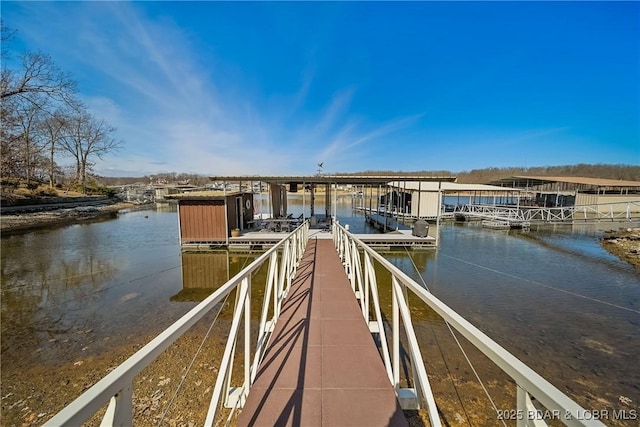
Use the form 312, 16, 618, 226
316, 162, 324, 175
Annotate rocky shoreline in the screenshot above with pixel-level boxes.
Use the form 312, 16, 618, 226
0, 201, 143, 235
601, 227, 640, 268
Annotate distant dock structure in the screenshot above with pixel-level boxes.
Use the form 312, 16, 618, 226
168, 174, 640, 250
171, 174, 456, 250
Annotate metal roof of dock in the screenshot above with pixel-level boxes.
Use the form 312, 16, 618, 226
164, 190, 247, 200
209, 174, 457, 185
489, 175, 640, 189
387, 181, 522, 192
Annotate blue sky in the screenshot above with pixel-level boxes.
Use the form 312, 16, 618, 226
3, 1, 639, 176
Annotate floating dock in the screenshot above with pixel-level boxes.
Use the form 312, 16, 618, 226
182, 228, 435, 251
364, 212, 411, 232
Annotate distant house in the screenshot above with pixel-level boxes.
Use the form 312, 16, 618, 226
167, 191, 254, 246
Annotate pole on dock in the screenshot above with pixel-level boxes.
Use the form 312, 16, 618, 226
417, 180, 421, 219
402, 180, 407, 225
310, 184, 315, 221
336, 183, 338, 218
325, 183, 331, 220
436, 181, 441, 247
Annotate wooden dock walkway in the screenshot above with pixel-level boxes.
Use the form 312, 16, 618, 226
238, 238, 408, 427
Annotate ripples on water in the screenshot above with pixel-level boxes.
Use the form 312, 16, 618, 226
2, 208, 182, 361
2, 204, 639, 424
384, 221, 640, 420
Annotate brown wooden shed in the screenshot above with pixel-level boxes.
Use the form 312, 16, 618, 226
170, 191, 254, 245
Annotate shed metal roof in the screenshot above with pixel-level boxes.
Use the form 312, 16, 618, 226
387, 181, 521, 192
165, 190, 247, 200
489, 176, 640, 188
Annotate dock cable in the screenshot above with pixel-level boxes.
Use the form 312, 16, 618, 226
403, 247, 507, 427
156, 252, 256, 427
440, 253, 640, 315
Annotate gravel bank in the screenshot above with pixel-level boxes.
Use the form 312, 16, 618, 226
0, 201, 143, 235
601, 227, 640, 268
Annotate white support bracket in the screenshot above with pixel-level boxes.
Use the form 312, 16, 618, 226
397, 388, 420, 410
100, 385, 132, 427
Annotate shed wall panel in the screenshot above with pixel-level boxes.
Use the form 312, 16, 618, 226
411, 191, 439, 218
179, 200, 227, 243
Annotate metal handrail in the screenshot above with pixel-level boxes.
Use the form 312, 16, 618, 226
455, 201, 640, 222
332, 221, 605, 427
45, 221, 309, 427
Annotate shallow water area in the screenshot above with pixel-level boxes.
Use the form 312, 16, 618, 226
1, 201, 639, 426
382, 221, 640, 425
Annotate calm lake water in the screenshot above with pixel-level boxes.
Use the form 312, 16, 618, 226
1, 198, 639, 425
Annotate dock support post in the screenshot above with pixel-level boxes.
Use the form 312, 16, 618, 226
436, 181, 441, 247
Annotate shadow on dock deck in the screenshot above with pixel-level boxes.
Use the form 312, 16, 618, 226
238, 238, 408, 427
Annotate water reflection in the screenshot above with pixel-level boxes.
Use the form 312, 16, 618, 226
1, 225, 121, 354
173, 252, 258, 302
383, 223, 640, 419
1, 208, 185, 363
2, 200, 639, 425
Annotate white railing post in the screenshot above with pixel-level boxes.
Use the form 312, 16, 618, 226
331, 222, 605, 427
47, 222, 311, 427
279, 240, 290, 298
517, 385, 550, 427
363, 251, 370, 324
351, 240, 365, 311
205, 279, 248, 425
268, 252, 279, 320
392, 276, 400, 389
243, 276, 251, 405
392, 277, 441, 426
364, 252, 393, 382
253, 264, 275, 383
100, 385, 132, 427
349, 240, 359, 292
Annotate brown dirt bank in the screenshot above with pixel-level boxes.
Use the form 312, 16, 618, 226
0, 201, 143, 235
601, 227, 640, 268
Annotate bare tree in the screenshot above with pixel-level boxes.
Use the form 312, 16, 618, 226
41, 110, 68, 187
1, 51, 76, 106
13, 96, 48, 184
60, 110, 122, 193
1, 20, 16, 62
0, 94, 21, 177
1, 23, 79, 185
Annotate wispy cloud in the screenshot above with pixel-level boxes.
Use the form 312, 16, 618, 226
500, 127, 571, 145
317, 113, 425, 166
9, 2, 425, 176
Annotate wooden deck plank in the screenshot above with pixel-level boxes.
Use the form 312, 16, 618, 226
238, 238, 408, 427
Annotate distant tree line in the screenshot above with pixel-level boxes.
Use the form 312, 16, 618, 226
341, 164, 640, 183
454, 164, 640, 183
97, 164, 639, 187
1, 23, 122, 194
99, 172, 212, 187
